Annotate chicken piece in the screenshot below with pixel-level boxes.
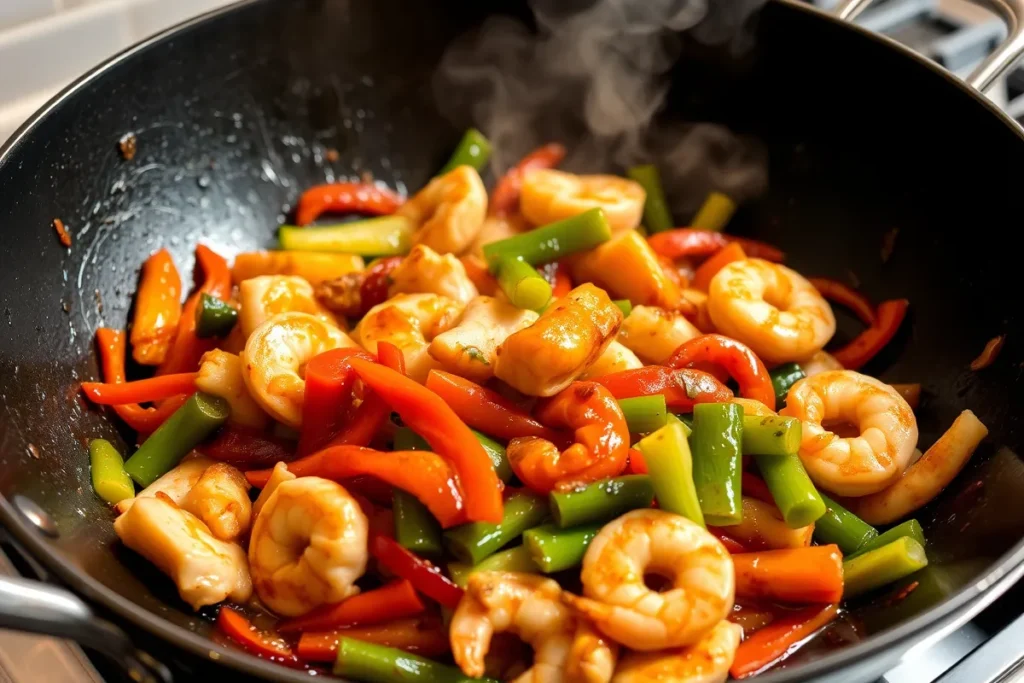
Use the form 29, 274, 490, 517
618, 305, 702, 365
356, 293, 461, 382
579, 341, 643, 380
570, 231, 681, 310
429, 296, 539, 383
388, 244, 478, 304
180, 463, 252, 542
115, 456, 214, 515
195, 350, 268, 429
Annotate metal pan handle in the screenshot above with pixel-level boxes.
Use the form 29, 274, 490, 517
831, 0, 1024, 91
0, 575, 172, 683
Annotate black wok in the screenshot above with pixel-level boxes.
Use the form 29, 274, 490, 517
2, 0, 1024, 681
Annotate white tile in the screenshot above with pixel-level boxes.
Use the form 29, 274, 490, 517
0, 0, 58, 32
125, 0, 236, 41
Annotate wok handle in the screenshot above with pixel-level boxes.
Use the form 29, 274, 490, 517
830, 0, 1024, 91
0, 575, 172, 683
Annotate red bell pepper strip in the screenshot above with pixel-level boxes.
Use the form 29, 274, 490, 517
359, 256, 404, 316
593, 366, 734, 413
296, 616, 450, 662
158, 245, 232, 375
728, 237, 785, 263
298, 348, 375, 455
668, 334, 776, 411
648, 229, 785, 264
317, 344, 402, 450
733, 546, 844, 605
130, 248, 183, 366
376, 341, 406, 374
216, 607, 301, 666
626, 447, 648, 475
971, 334, 1005, 371
831, 299, 909, 371
279, 580, 425, 633
489, 143, 567, 217
709, 528, 749, 554
730, 603, 840, 679
808, 277, 876, 327
203, 426, 295, 468
350, 358, 502, 523
459, 255, 499, 296
81, 373, 197, 405
294, 182, 404, 226
424, 370, 563, 442
370, 534, 465, 609
693, 242, 746, 292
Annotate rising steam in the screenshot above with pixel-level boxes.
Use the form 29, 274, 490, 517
433, 0, 769, 217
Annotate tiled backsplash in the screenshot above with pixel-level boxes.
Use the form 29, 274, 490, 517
0, 0, 236, 144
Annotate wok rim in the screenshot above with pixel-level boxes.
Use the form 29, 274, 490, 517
2, 1, 1024, 681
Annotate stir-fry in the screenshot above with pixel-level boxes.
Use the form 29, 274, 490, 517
80, 129, 990, 681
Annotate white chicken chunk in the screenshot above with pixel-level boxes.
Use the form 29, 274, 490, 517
388, 244, 479, 304
195, 350, 268, 429
181, 463, 252, 542
429, 296, 538, 382
579, 340, 643, 379
115, 456, 214, 515
618, 305, 701, 365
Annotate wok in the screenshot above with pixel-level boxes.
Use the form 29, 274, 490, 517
2, 0, 1024, 681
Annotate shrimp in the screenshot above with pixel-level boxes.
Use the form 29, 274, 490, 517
397, 165, 487, 254
611, 621, 742, 683
847, 410, 988, 524
114, 495, 251, 610
252, 462, 296, 518
571, 232, 681, 310
618, 305, 701, 365
238, 275, 339, 338
780, 370, 918, 497
356, 293, 462, 382
507, 382, 630, 492
241, 312, 356, 428
115, 455, 214, 515
800, 349, 844, 377
430, 296, 539, 383
248, 477, 368, 617
180, 463, 252, 542
706, 258, 836, 364
520, 169, 644, 233
580, 341, 643, 380
495, 284, 623, 397
195, 350, 268, 429
450, 571, 617, 683
562, 509, 734, 651
387, 244, 479, 304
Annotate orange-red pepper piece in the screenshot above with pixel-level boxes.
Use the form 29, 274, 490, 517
668, 334, 775, 411
832, 299, 909, 371
294, 182, 403, 226
130, 248, 182, 365
489, 143, 566, 217
593, 366, 733, 413
81, 373, 197, 405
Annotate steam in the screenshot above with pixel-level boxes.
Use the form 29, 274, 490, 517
433, 0, 769, 217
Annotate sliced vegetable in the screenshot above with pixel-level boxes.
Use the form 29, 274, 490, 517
691, 191, 736, 232
194, 293, 238, 338
443, 491, 548, 565
732, 545, 844, 604
741, 415, 801, 457
647, 228, 783, 262
439, 128, 492, 174
549, 475, 655, 529
231, 250, 364, 286
298, 348, 374, 455
692, 242, 745, 292
394, 490, 444, 558
394, 426, 513, 484
832, 298, 909, 370
448, 545, 539, 587
297, 616, 449, 662
217, 606, 300, 666
89, 439, 135, 504
627, 164, 674, 233
539, 261, 573, 299
812, 493, 878, 554
843, 537, 928, 598
482, 208, 612, 269
971, 334, 1005, 371
489, 143, 566, 218
636, 420, 704, 525
495, 256, 552, 311
618, 395, 667, 434
808, 277, 876, 327
669, 334, 775, 411
294, 182, 403, 226
130, 248, 182, 366
593, 366, 733, 412
158, 244, 231, 375
769, 362, 805, 409
720, 496, 813, 550
369, 534, 464, 610
730, 604, 839, 679
754, 452, 825, 528
96, 328, 183, 432
523, 523, 601, 573
81, 373, 197, 406
690, 402, 744, 526
279, 215, 413, 256
849, 520, 926, 559
279, 580, 424, 633
334, 637, 496, 683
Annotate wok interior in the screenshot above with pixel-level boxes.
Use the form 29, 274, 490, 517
1, 0, 1024, 675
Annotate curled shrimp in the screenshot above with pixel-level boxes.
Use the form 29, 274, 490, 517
238, 275, 339, 338
180, 462, 252, 542
563, 509, 734, 651
780, 370, 919, 497
520, 169, 644, 233
430, 295, 538, 383
618, 305, 701, 365
450, 571, 617, 683
241, 312, 356, 427
706, 258, 836, 364
387, 244, 479, 303
248, 477, 368, 617
495, 283, 623, 397
397, 165, 487, 255
356, 293, 461, 382
507, 382, 629, 493
196, 349, 268, 430
611, 621, 742, 683
571, 232, 681, 310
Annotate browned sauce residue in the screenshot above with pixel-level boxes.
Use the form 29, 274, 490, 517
325, 148, 340, 163
118, 132, 137, 160
970, 334, 1005, 371
53, 218, 71, 247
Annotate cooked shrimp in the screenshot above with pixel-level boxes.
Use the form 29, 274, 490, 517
252, 462, 296, 518
114, 495, 251, 610
248, 477, 368, 617
180, 463, 251, 542
706, 259, 836, 364
430, 296, 538, 383
470, 213, 530, 258
847, 410, 988, 524
356, 293, 461, 382
115, 455, 214, 515
520, 169, 644, 233
611, 621, 742, 683
387, 244, 479, 304
241, 312, 356, 428
571, 232, 681, 309
196, 350, 268, 429
563, 509, 734, 651
618, 305, 701, 365
780, 370, 918, 497
495, 284, 623, 397
569, 622, 620, 683
800, 350, 844, 377
397, 165, 487, 254
238, 275, 339, 338
451, 571, 616, 683
580, 341, 643, 380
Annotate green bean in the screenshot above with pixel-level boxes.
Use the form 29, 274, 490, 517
448, 545, 538, 588
123, 393, 229, 487
194, 293, 238, 338
813, 493, 879, 554
495, 257, 552, 311
691, 192, 736, 232
613, 299, 633, 317
741, 415, 801, 456
690, 402, 743, 526
444, 491, 548, 565
549, 475, 654, 529
849, 520, 926, 559
754, 453, 825, 528
627, 164, 674, 233
523, 523, 601, 573
279, 215, 413, 256
439, 128, 492, 174
334, 637, 498, 683
89, 439, 135, 505
393, 490, 442, 558
770, 362, 806, 409
843, 537, 928, 598
482, 208, 612, 269
393, 427, 512, 483
636, 420, 704, 525
618, 395, 667, 434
